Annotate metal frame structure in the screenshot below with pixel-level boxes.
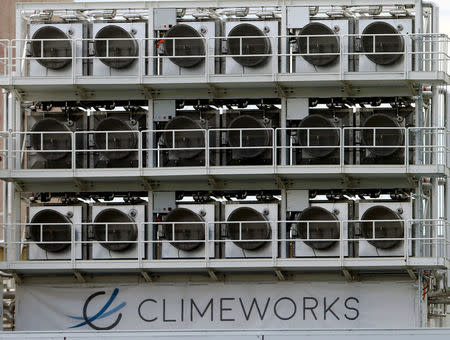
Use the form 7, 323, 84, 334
0, 0, 449, 333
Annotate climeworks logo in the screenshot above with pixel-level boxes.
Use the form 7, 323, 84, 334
67, 288, 126, 330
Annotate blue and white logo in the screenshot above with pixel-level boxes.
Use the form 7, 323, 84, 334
67, 288, 126, 330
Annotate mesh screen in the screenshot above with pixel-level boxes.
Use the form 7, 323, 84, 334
163, 208, 205, 251
226, 207, 271, 250
30, 118, 71, 161
227, 115, 270, 159
361, 113, 404, 157
31, 26, 72, 70
161, 116, 204, 160
94, 118, 137, 160
163, 24, 206, 68
95, 25, 138, 69
298, 22, 340, 66
297, 207, 340, 250
361, 205, 404, 249
298, 114, 339, 158
93, 208, 137, 251
227, 24, 271, 67
362, 22, 404, 65
29, 209, 71, 253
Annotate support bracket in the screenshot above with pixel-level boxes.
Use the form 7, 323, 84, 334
141, 270, 153, 282
11, 272, 22, 285
274, 268, 286, 281
208, 269, 219, 281
141, 85, 158, 100
73, 270, 86, 283
74, 86, 93, 100
275, 83, 288, 98
342, 269, 357, 282
407, 268, 417, 281
341, 81, 359, 96
141, 177, 155, 191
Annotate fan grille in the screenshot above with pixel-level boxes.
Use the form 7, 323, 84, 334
298, 114, 339, 158
94, 118, 137, 160
93, 208, 138, 252
226, 207, 271, 250
227, 24, 271, 67
31, 26, 72, 70
29, 209, 71, 253
163, 208, 205, 251
297, 206, 340, 250
361, 113, 404, 157
361, 205, 404, 249
30, 118, 71, 161
161, 116, 204, 160
362, 22, 404, 65
227, 115, 270, 159
95, 25, 138, 69
298, 22, 340, 66
163, 24, 206, 68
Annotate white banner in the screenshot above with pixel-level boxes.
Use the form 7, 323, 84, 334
16, 281, 419, 331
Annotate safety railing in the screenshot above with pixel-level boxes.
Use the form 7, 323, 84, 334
1, 219, 448, 266
0, 39, 9, 78
1, 33, 448, 81
3, 127, 449, 171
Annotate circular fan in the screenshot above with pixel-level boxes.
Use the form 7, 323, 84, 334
29, 209, 71, 252
298, 22, 340, 66
298, 114, 339, 158
361, 113, 404, 157
31, 26, 72, 70
93, 208, 138, 251
361, 205, 404, 249
226, 207, 271, 250
362, 22, 404, 65
163, 208, 205, 251
296, 206, 339, 250
163, 24, 206, 68
30, 118, 71, 161
227, 115, 270, 159
160, 116, 204, 160
227, 24, 271, 67
94, 118, 137, 160
94, 25, 138, 69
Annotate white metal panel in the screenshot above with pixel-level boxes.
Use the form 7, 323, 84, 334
161, 203, 216, 259
295, 202, 349, 257
357, 19, 413, 73
357, 201, 412, 257
224, 203, 278, 258
28, 205, 83, 260
91, 22, 146, 76
91, 204, 146, 259
29, 23, 84, 77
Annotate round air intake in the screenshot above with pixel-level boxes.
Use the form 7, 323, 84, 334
163, 24, 205, 68
361, 113, 404, 157
29, 209, 71, 252
298, 22, 340, 66
226, 207, 271, 250
94, 118, 137, 160
31, 26, 72, 70
30, 118, 71, 161
227, 24, 271, 67
296, 206, 340, 250
361, 205, 404, 249
163, 208, 205, 251
227, 115, 270, 159
94, 25, 138, 69
93, 208, 138, 251
298, 114, 339, 158
160, 116, 204, 160
361, 22, 404, 65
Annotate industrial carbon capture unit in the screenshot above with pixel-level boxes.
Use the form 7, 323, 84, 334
0, 0, 448, 338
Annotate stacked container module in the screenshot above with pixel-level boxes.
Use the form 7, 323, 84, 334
0, 0, 447, 334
